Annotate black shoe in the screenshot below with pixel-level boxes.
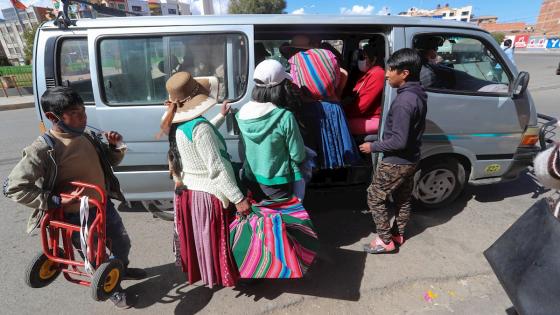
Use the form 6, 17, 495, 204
110, 291, 132, 309
123, 267, 147, 280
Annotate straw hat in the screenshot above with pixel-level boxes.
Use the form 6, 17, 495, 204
162, 72, 218, 125
280, 35, 317, 59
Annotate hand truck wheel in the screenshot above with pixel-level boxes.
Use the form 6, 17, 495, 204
91, 258, 123, 301
25, 248, 64, 288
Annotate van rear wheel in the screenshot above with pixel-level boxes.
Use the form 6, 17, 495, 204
141, 199, 174, 221
414, 159, 466, 209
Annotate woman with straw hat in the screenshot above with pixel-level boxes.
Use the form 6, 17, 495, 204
161, 71, 251, 288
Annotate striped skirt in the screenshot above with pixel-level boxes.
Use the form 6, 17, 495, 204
229, 197, 319, 278
174, 189, 239, 288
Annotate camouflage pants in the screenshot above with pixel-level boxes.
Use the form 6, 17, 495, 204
367, 161, 417, 243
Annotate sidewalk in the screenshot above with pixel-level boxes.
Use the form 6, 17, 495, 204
0, 94, 35, 111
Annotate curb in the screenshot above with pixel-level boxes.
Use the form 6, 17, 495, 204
0, 102, 35, 111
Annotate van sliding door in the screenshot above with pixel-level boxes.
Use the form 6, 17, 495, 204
88, 25, 252, 200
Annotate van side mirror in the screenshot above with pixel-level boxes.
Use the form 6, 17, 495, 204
509, 71, 530, 99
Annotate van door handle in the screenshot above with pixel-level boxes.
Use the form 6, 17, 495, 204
106, 80, 113, 89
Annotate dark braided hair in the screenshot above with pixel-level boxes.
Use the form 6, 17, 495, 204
251, 79, 305, 128
168, 123, 183, 181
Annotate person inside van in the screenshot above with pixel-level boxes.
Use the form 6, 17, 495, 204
415, 35, 455, 89
283, 35, 360, 169
254, 42, 271, 66
4, 87, 147, 308
320, 41, 349, 99
161, 72, 251, 289
236, 60, 307, 201
342, 41, 385, 135
359, 48, 427, 254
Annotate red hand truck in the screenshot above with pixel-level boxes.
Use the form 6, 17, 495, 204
24, 181, 124, 301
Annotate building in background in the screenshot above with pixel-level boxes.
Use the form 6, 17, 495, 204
398, 4, 473, 22
536, 0, 560, 36
0, 4, 49, 65
471, 15, 498, 25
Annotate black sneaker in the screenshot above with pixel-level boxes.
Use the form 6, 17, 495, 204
110, 291, 132, 309
123, 267, 147, 280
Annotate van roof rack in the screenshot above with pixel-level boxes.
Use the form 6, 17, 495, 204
55, 0, 141, 29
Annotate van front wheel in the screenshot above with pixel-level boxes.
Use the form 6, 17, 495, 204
414, 159, 466, 209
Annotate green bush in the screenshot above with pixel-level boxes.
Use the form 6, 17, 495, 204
0, 66, 32, 87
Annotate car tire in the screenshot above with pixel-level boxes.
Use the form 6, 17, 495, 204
414, 158, 466, 209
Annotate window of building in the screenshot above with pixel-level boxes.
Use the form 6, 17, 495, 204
8, 48, 15, 54
168, 8, 177, 14
462, 11, 469, 16
131, 5, 142, 12
413, 34, 511, 94
99, 33, 248, 105
449, 12, 455, 17
461, 18, 468, 22
16, 25, 22, 32
58, 38, 94, 103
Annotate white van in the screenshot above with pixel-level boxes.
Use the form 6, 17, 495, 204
32, 15, 555, 219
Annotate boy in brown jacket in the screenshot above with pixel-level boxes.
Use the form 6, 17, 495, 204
3, 87, 145, 308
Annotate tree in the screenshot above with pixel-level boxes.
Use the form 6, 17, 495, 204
491, 32, 505, 45
23, 25, 39, 65
228, 0, 286, 14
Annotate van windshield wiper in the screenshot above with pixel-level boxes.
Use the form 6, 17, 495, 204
55, 0, 142, 29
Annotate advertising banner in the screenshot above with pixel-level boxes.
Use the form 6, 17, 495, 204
547, 38, 560, 49
514, 34, 530, 48
527, 36, 548, 49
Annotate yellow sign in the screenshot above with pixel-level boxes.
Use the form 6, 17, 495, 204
485, 164, 501, 174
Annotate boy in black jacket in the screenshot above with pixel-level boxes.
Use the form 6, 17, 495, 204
359, 48, 427, 254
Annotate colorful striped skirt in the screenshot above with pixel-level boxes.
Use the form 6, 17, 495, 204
229, 197, 319, 279
174, 189, 239, 288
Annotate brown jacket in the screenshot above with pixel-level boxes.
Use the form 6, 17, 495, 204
3, 131, 125, 233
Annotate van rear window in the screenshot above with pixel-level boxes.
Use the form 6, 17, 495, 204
98, 33, 248, 106
59, 39, 94, 103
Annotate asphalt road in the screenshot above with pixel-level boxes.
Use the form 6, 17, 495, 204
0, 54, 558, 315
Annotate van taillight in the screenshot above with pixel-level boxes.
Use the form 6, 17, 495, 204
520, 126, 539, 146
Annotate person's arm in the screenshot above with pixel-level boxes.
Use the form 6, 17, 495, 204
3, 144, 59, 210
283, 113, 306, 164
336, 68, 349, 99
371, 104, 412, 153
209, 101, 231, 128
191, 123, 245, 204
355, 70, 384, 115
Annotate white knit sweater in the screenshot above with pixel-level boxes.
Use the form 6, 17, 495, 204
176, 121, 244, 207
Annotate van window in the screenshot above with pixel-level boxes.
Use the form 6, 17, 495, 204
413, 34, 510, 94
99, 33, 248, 106
59, 38, 94, 103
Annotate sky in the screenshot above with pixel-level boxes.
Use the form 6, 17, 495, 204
0, 0, 543, 24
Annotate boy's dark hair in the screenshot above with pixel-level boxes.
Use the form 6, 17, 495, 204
40, 86, 84, 116
504, 39, 513, 47
386, 48, 422, 82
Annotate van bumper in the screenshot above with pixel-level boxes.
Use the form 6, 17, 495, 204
501, 147, 539, 180
469, 147, 538, 185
